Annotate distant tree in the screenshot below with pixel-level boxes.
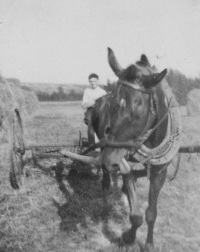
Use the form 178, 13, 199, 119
21, 86, 33, 92
34, 70, 200, 104
104, 79, 116, 93
68, 89, 82, 100
36, 91, 51, 101
166, 69, 200, 105
36, 86, 83, 102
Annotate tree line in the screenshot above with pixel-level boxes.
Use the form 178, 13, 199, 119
33, 69, 200, 105
105, 69, 200, 106
36, 87, 82, 102
166, 69, 200, 105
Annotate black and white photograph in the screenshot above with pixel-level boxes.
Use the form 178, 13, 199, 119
0, 1, 200, 251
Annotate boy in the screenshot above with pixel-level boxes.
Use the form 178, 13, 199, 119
82, 73, 106, 144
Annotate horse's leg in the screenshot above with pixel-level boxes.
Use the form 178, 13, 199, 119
145, 165, 167, 252
121, 172, 143, 244
88, 124, 95, 145
101, 166, 111, 217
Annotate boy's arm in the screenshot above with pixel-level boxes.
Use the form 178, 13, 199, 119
82, 100, 95, 109
82, 90, 95, 109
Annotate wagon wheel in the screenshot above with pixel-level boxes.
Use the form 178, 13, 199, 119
9, 109, 25, 189
78, 131, 83, 152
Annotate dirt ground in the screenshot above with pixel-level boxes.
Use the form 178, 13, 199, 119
0, 102, 200, 252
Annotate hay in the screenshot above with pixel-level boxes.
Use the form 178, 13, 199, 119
187, 89, 200, 116
0, 79, 14, 143
22, 90, 39, 117
0, 75, 39, 144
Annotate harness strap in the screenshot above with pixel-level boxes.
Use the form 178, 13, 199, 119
117, 80, 155, 94
130, 97, 172, 156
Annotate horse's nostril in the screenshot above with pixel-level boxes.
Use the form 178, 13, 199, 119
106, 127, 110, 135
112, 163, 119, 168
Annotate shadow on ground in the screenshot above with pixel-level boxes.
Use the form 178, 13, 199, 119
55, 164, 102, 227
51, 161, 148, 251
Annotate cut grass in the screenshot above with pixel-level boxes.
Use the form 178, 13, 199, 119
0, 102, 200, 251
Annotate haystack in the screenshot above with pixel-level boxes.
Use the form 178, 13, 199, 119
187, 89, 200, 116
22, 89, 39, 116
0, 75, 39, 144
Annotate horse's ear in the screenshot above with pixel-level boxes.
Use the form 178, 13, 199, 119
143, 69, 167, 88
108, 48, 124, 77
154, 69, 167, 84
140, 54, 151, 67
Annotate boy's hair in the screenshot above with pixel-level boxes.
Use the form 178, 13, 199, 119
88, 73, 99, 80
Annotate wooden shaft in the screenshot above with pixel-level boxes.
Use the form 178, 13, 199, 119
25, 143, 77, 150
35, 153, 63, 159
35, 151, 100, 167
60, 150, 100, 165
179, 145, 200, 153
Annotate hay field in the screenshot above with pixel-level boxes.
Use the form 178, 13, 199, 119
24, 101, 86, 146
0, 102, 200, 252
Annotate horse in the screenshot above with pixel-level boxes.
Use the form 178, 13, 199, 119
61, 48, 182, 251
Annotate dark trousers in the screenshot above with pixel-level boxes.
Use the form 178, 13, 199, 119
84, 107, 95, 145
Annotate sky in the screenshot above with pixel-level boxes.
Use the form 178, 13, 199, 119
0, 0, 199, 85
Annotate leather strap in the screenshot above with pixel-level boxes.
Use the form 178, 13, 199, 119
117, 80, 155, 94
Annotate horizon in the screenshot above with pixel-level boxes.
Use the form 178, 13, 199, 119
6, 66, 199, 87
0, 0, 200, 84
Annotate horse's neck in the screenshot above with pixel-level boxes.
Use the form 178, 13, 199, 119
149, 81, 173, 147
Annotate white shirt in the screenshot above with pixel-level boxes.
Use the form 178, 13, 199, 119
82, 86, 106, 109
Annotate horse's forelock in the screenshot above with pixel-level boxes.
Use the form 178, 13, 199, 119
120, 65, 139, 82
136, 65, 155, 75
120, 59, 156, 82
136, 54, 156, 75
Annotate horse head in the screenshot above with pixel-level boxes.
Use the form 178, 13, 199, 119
101, 48, 167, 172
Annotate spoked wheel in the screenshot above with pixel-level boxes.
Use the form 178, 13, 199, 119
78, 131, 83, 152
9, 109, 25, 189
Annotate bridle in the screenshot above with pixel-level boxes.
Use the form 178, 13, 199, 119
117, 79, 156, 94
104, 80, 169, 150
83, 79, 171, 155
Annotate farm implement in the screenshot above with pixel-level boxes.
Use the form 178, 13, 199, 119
10, 127, 100, 189
10, 112, 200, 190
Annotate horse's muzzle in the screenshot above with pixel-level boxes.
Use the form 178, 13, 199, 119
101, 147, 129, 172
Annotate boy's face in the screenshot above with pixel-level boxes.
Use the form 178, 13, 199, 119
89, 77, 98, 89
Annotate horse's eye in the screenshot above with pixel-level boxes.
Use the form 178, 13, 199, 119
120, 98, 126, 108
